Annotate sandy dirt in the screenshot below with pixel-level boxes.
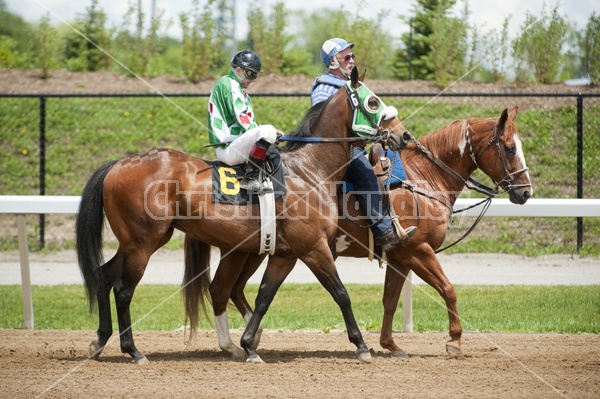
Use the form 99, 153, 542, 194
1, 328, 598, 399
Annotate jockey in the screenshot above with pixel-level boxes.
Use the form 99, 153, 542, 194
208, 49, 282, 192
311, 38, 416, 252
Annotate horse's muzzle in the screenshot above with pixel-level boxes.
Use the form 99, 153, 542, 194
387, 130, 410, 151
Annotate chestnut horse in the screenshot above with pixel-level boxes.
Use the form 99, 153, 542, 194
75, 68, 409, 364
186, 106, 532, 358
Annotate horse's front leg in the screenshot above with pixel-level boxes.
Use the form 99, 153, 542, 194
302, 249, 372, 363
241, 255, 297, 363
410, 246, 463, 358
380, 259, 411, 358
231, 253, 267, 348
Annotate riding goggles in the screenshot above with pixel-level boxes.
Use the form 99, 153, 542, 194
243, 68, 258, 80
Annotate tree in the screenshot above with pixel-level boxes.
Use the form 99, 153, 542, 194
247, 2, 290, 74
63, 0, 112, 72
0, 35, 17, 67
478, 18, 510, 83
0, 8, 31, 60
300, 1, 393, 79
180, 0, 227, 82
512, 5, 568, 84
393, 0, 458, 81
32, 14, 60, 79
114, 0, 170, 77
429, 5, 469, 86
582, 12, 600, 85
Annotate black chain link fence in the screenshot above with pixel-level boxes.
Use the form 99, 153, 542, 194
1, 92, 599, 253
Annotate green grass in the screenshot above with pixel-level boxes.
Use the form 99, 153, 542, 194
1, 284, 598, 333
1, 95, 599, 254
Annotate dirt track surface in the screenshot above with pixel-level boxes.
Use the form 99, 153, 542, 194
1, 329, 598, 399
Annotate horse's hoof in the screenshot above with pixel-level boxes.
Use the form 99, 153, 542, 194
133, 356, 149, 365
246, 354, 264, 363
229, 347, 246, 359
356, 350, 373, 363
89, 340, 101, 360
390, 349, 410, 358
446, 341, 463, 359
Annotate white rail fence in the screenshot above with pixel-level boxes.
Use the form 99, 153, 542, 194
1, 195, 600, 330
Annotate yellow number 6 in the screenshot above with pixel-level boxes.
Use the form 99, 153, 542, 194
218, 167, 240, 195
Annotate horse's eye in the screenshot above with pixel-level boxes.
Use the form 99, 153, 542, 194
506, 145, 516, 155
367, 97, 380, 111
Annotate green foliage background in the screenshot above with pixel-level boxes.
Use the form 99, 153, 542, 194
1, 1, 598, 84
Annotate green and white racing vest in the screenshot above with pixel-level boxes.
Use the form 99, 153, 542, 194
208, 71, 259, 146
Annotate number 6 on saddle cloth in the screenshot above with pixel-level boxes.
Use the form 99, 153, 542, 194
211, 148, 286, 205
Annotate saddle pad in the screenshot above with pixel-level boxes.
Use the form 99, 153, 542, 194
211, 155, 286, 205
342, 149, 407, 193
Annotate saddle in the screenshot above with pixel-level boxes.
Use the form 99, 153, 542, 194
340, 143, 407, 194
211, 148, 286, 205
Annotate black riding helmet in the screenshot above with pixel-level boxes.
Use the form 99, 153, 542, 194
231, 50, 262, 79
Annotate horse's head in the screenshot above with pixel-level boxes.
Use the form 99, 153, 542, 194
473, 106, 533, 204
345, 68, 410, 151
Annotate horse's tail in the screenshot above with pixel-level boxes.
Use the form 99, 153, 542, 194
75, 159, 118, 312
182, 234, 212, 338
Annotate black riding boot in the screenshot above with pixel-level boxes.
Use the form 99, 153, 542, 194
240, 139, 272, 193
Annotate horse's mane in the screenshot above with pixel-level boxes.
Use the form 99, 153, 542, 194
280, 99, 329, 152
414, 116, 498, 155
413, 119, 466, 155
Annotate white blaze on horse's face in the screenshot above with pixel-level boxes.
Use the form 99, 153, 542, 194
514, 134, 532, 181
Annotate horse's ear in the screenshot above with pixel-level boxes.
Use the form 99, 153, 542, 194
358, 68, 367, 82
497, 108, 509, 133
508, 106, 519, 121
350, 67, 359, 88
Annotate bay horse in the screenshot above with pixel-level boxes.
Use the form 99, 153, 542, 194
187, 106, 532, 358
75, 67, 409, 364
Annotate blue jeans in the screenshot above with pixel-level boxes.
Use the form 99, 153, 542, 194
345, 146, 394, 239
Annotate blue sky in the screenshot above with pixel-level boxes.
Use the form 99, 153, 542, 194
6, 0, 598, 42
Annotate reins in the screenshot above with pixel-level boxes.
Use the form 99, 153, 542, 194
405, 126, 499, 198
398, 120, 524, 253
277, 135, 382, 143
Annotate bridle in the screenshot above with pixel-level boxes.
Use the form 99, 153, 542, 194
278, 83, 399, 145
398, 118, 532, 253
406, 119, 531, 198
464, 120, 531, 194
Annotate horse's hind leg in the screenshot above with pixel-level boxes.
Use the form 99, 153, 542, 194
409, 248, 463, 357
113, 249, 151, 364
89, 254, 122, 360
380, 259, 411, 358
241, 256, 297, 363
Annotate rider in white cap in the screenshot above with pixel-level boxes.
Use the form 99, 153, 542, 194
311, 38, 416, 252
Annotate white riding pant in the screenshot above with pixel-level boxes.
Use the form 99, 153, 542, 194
216, 124, 278, 165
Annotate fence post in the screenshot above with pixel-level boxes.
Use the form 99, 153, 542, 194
39, 96, 46, 249
402, 271, 413, 332
577, 94, 583, 251
17, 215, 34, 329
